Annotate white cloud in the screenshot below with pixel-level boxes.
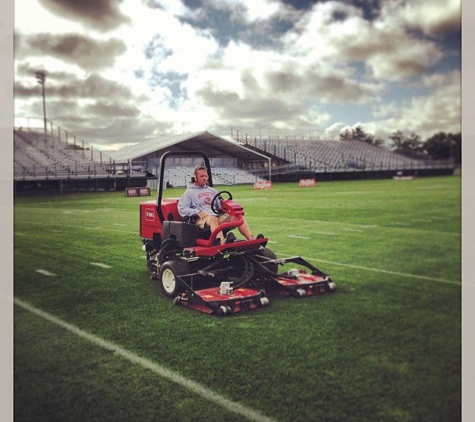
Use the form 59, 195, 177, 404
383, 0, 461, 37
360, 71, 461, 139
281, 0, 445, 81
15, 0, 83, 35
400, 71, 461, 134
13, 0, 461, 147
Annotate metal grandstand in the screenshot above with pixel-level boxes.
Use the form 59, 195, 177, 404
14, 119, 456, 194
107, 130, 272, 184
14, 119, 148, 194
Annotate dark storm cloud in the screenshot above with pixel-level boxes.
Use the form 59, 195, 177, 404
15, 66, 139, 107
15, 33, 127, 71
264, 67, 379, 103
16, 62, 78, 84
76, 74, 136, 99
61, 115, 173, 145
37, 0, 131, 32
14, 62, 79, 98
85, 102, 140, 118
196, 82, 304, 121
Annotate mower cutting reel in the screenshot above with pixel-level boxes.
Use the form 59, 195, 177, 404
249, 250, 337, 297
159, 254, 270, 316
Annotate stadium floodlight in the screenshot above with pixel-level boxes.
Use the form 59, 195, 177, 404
35, 71, 47, 134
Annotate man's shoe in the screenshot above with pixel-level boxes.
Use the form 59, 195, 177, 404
224, 232, 236, 244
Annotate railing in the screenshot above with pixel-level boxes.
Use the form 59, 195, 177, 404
243, 138, 455, 173
14, 117, 115, 166
13, 117, 127, 180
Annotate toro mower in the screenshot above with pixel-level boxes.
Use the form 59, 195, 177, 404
140, 151, 336, 316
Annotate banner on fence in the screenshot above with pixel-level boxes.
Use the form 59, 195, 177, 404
299, 179, 316, 187
253, 181, 273, 190
125, 187, 151, 197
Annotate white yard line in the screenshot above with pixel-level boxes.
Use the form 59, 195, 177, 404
29, 222, 137, 235
298, 256, 460, 285
28, 219, 460, 237
313, 231, 338, 236
90, 263, 112, 269
14, 298, 278, 422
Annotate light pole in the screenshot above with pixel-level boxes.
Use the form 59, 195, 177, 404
35, 71, 47, 134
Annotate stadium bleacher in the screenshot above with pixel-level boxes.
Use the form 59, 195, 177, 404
14, 123, 455, 194
150, 166, 263, 189
246, 137, 438, 172
14, 130, 113, 180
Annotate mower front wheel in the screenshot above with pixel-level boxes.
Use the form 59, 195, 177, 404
217, 305, 232, 316
326, 279, 337, 292
159, 260, 189, 298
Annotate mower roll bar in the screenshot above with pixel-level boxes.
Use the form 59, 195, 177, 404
156, 150, 213, 224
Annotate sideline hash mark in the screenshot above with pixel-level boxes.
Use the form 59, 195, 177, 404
90, 263, 112, 269
36, 269, 56, 277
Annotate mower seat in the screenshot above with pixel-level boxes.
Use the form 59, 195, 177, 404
183, 216, 232, 244
162, 220, 201, 248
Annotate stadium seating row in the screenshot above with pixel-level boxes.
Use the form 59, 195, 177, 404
14, 128, 453, 185
14, 130, 112, 179
152, 166, 264, 188
246, 137, 439, 172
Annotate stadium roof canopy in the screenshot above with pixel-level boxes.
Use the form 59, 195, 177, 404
108, 131, 270, 165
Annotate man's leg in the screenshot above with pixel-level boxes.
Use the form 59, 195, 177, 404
235, 217, 253, 240
203, 214, 254, 243
201, 215, 226, 243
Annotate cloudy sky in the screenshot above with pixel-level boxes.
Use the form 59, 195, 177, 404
14, 0, 461, 151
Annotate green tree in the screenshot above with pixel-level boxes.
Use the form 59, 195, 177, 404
388, 131, 425, 158
388, 130, 405, 150
340, 125, 383, 146
424, 132, 461, 164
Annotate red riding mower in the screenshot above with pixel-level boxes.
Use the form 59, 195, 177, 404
140, 151, 336, 316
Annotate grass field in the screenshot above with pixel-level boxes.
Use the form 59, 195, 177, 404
14, 176, 461, 422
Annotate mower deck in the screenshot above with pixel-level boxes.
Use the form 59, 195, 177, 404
174, 285, 269, 316
273, 273, 333, 297
249, 254, 337, 297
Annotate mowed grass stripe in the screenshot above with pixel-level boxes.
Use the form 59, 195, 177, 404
26, 221, 138, 235
22, 217, 461, 238
14, 297, 278, 422
18, 221, 460, 285
297, 255, 460, 285
14, 177, 461, 422
252, 216, 460, 236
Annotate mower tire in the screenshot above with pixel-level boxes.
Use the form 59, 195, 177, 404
217, 305, 232, 316
326, 279, 337, 292
159, 260, 190, 298
255, 247, 279, 274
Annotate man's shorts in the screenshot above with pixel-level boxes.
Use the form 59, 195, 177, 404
196, 213, 232, 229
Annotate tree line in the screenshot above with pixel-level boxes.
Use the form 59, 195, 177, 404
339, 126, 461, 164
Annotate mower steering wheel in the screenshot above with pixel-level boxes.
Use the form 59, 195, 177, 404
211, 190, 233, 214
